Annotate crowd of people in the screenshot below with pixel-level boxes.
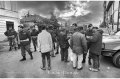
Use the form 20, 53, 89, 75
4, 23, 103, 72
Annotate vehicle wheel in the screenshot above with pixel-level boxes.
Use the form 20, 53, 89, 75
113, 52, 120, 68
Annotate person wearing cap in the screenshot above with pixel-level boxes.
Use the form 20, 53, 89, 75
58, 27, 70, 62
18, 24, 33, 61
82, 24, 94, 64
31, 25, 39, 52
4, 26, 17, 51
86, 27, 103, 72
70, 27, 87, 70
37, 24, 53, 70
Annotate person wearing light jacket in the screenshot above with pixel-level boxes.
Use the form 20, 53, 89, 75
37, 24, 53, 70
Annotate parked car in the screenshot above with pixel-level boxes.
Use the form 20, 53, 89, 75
102, 31, 120, 68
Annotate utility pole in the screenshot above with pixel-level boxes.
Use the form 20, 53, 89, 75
112, 2, 114, 30
117, 1, 120, 32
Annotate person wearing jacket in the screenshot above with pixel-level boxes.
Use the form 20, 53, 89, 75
4, 26, 17, 51
37, 25, 53, 70
82, 24, 94, 64
58, 28, 70, 62
31, 25, 39, 52
70, 27, 87, 70
86, 27, 103, 72
47, 25, 56, 57
19, 25, 33, 61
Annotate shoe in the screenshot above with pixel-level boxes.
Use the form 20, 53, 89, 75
73, 67, 76, 69
89, 68, 99, 72
20, 57, 26, 61
77, 67, 83, 70
9, 47, 12, 51
40, 67, 46, 70
30, 55, 33, 60
30, 53, 33, 60
15, 47, 17, 50
48, 67, 51, 70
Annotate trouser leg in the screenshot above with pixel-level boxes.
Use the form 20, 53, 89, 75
51, 42, 55, 56
56, 42, 59, 54
64, 48, 68, 62
46, 52, 51, 67
88, 52, 92, 66
41, 53, 46, 68
21, 45, 26, 57
25, 44, 33, 59
60, 48, 64, 61
92, 54, 100, 69
32, 38, 37, 51
82, 53, 87, 63
73, 53, 77, 68
77, 54, 83, 69
13, 38, 17, 50
9, 39, 12, 51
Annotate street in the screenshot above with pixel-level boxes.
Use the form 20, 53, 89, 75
0, 42, 120, 78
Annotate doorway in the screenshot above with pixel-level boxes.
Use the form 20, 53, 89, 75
6, 21, 14, 30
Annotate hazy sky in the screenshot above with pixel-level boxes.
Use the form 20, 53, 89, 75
16, 1, 104, 26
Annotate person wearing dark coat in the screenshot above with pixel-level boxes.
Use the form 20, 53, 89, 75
82, 24, 94, 64
47, 26, 56, 57
58, 28, 70, 62
4, 26, 17, 51
86, 27, 103, 72
31, 26, 39, 52
19, 25, 33, 61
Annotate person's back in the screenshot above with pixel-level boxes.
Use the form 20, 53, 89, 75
37, 25, 52, 70
70, 26, 87, 69
59, 31, 69, 49
71, 32, 87, 55
38, 30, 52, 53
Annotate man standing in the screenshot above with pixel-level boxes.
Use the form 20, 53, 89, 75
4, 26, 17, 51
86, 27, 103, 72
82, 24, 94, 64
37, 25, 53, 70
31, 25, 39, 52
19, 25, 33, 61
58, 28, 70, 62
70, 27, 87, 70
47, 25, 56, 57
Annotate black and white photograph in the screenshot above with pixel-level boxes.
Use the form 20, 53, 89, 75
0, 0, 120, 78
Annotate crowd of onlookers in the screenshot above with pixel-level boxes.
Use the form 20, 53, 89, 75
4, 23, 103, 72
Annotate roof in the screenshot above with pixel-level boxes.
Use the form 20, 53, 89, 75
20, 15, 43, 23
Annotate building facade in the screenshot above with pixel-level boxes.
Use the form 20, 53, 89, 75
104, 1, 120, 33
0, 1, 20, 35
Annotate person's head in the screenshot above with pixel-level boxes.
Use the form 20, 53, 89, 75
88, 24, 93, 30
18, 25, 24, 31
41, 24, 46, 30
75, 27, 83, 32
32, 25, 35, 29
72, 23, 77, 27
9, 26, 12, 30
78, 27, 83, 32
92, 27, 98, 32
